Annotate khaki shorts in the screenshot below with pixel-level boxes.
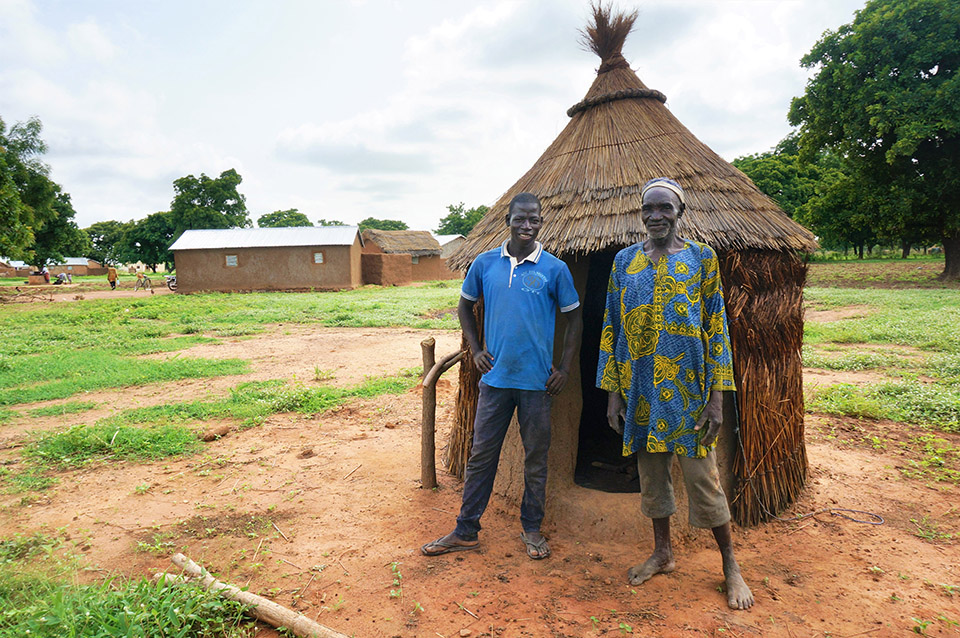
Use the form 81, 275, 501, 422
636, 446, 731, 529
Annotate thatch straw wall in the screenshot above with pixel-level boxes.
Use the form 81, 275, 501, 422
720, 250, 808, 526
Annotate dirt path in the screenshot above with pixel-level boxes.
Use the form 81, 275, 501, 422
1, 327, 958, 637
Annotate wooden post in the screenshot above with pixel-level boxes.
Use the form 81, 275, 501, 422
421, 337, 436, 380
421, 348, 465, 489
162, 553, 349, 638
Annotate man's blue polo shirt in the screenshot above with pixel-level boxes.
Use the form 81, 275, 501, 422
461, 240, 580, 391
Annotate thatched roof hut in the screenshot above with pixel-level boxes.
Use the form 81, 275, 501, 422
362, 230, 441, 257
446, 6, 816, 530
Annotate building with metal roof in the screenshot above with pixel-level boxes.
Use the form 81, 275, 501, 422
169, 226, 364, 293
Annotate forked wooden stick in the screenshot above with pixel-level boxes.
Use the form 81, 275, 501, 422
158, 553, 349, 638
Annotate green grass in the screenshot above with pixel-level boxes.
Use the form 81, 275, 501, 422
102, 371, 421, 431
803, 288, 960, 435
801, 345, 908, 372
0, 532, 252, 637
804, 288, 960, 353
0, 282, 459, 405
0, 408, 18, 424
0, 283, 461, 357
23, 424, 203, 469
0, 352, 248, 406
27, 401, 99, 418
808, 382, 960, 433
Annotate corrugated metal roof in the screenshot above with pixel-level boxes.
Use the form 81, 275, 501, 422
169, 226, 361, 251
55, 257, 91, 266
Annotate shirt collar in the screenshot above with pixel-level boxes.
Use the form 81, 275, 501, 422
500, 239, 542, 264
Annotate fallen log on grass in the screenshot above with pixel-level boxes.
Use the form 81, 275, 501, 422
156, 553, 349, 638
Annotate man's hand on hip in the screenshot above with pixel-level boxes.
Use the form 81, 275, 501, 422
472, 349, 494, 374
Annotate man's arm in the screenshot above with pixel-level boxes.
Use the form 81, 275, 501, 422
545, 306, 582, 396
458, 296, 493, 374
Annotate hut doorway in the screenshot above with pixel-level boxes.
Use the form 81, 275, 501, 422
574, 251, 640, 493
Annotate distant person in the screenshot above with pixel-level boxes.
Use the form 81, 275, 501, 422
597, 177, 753, 610
41, 266, 49, 283
107, 266, 118, 290
53, 273, 68, 285
421, 192, 582, 560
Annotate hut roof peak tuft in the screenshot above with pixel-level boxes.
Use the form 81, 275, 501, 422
579, 3, 637, 70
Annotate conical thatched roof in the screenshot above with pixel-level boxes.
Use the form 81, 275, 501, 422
449, 6, 817, 270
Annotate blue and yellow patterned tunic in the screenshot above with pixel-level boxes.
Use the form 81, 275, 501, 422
596, 240, 735, 459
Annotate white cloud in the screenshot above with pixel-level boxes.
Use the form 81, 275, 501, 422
0, 0, 65, 65
67, 19, 116, 62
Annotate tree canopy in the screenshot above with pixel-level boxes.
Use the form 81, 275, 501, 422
120, 211, 175, 272
168, 169, 251, 237
0, 116, 88, 266
316, 218, 345, 226
436, 203, 488, 236
358, 217, 408, 232
257, 209, 312, 228
733, 136, 878, 254
788, 0, 960, 278
85, 220, 134, 265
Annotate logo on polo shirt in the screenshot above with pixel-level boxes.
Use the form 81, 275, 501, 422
521, 271, 548, 294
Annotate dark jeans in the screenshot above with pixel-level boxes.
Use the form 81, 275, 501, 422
454, 382, 552, 540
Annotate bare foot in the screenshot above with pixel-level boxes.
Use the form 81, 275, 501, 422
627, 551, 675, 585
724, 569, 754, 610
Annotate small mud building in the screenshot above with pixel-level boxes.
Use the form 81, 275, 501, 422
361, 229, 459, 285
170, 226, 363, 293
446, 8, 817, 534
49, 258, 106, 276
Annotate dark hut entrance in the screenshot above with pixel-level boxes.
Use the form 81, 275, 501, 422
573, 251, 640, 493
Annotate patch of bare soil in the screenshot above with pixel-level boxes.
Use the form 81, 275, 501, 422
803, 367, 889, 389
806, 260, 958, 289
805, 305, 874, 322
1, 330, 958, 637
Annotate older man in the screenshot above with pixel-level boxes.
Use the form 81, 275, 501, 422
597, 177, 753, 609
422, 192, 582, 560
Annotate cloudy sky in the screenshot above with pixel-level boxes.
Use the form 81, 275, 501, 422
0, 0, 866, 231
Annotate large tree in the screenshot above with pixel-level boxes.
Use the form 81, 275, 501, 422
257, 208, 312, 228
436, 203, 488, 236
789, 0, 960, 278
30, 189, 90, 268
734, 136, 879, 255
121, 211, 175, 272
0, 116, 88, 267
168, 168, 251, 237
0, 118, 35, 260
85, 220, 133, 265
358, 217, 408, 232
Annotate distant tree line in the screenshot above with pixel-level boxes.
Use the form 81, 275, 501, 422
735, 0, 960, 279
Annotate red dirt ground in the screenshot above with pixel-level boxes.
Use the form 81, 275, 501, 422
1, 326, 958, 637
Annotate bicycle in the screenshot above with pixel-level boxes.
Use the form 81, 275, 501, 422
133, 275, 152, 292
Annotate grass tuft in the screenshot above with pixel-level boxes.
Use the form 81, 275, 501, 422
27, 401, 98, 418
